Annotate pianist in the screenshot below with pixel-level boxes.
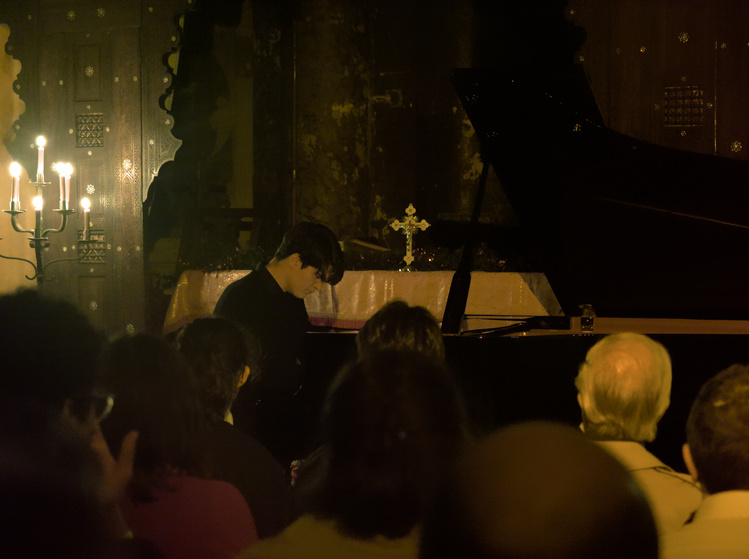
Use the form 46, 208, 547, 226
214, 221, 344, 463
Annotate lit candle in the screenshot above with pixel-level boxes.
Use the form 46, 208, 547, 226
9, 162, 21, 209
35, 136, 46, 181
81, 197, 91, 240
54, 163, 65, 208
62, 163, 73, 206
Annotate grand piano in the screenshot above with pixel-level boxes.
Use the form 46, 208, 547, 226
301, 67, 749, 470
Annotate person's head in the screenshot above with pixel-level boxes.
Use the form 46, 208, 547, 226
0, 289, 116, 557
575, 332, 672, 442
0, 288, 108, 433
683, 363, 749, 495
0, 414, 113, 559
308, 350, 468, 539
356, 300, 445, 361
176, 316, 259, 422
99, 333, 206, 502
272, 221, 344, 297
419, 421, 658, 559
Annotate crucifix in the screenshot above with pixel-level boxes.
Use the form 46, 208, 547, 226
390, 203, 430, 270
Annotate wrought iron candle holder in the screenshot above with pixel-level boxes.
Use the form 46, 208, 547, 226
0, 136, 86, 287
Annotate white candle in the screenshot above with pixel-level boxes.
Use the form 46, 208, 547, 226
35, 136, 46, 181
81, 197, 91, 240
61, 162, 73, 205
9, 162, 21, 208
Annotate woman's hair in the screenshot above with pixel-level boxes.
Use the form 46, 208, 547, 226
177, 317, 259, 422
356, 300, 445, 361
575, 333, 672, 442
307, 350, 468, 539
99, 333, 207, 502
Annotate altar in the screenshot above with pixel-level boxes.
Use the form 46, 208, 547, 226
162, 269, 564, 335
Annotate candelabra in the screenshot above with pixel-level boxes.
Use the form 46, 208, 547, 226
1, 136, 90, 288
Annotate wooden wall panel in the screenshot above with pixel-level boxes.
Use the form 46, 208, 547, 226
650, 0, 715, 154
110, 29, 145, 335
715, 0, 749, 159
608, 0, 654, 141
572, 0, 747, 161
74, 44, 102, 101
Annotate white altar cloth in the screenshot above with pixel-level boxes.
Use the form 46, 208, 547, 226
162, 269, 562, 335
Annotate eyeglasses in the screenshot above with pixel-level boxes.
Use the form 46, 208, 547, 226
66, 394, 114, 423
315, 267, 333, 283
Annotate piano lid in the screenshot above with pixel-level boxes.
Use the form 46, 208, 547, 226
453, 68, 749, 320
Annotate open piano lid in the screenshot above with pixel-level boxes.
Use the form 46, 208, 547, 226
452, 68, 749, 321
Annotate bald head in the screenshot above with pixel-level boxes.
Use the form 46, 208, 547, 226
420, 422, 658, 559
576, 333, 672, 442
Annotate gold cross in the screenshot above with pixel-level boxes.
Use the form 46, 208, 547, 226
390, 203, 430, 269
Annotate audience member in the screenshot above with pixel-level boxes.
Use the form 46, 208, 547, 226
214, 221, 344, 464
0, 288, 146, 558
575, 332, 702, 534
356, 300, 445, 361
99, 333, 257, 559
419, 421, 659, 559
238, 350, 468, 559
661, 363, 749, 558
177, 317, 294, 538
291, 300, 446, 492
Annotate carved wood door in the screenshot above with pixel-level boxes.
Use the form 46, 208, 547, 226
1, 1, 183, 335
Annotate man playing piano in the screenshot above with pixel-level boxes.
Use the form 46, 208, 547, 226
214, 221, 344, 464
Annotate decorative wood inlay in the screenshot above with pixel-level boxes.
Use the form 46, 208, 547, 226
76, 113, 105, 147
663, 86, 704, 127
78, 230, 106, 263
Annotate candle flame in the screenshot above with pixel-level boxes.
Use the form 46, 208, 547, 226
55, 162, 73, 176
32, 196, 43, 211
9, 162, 21, 178
81, 197, 91, 210
35, 136, 46, 148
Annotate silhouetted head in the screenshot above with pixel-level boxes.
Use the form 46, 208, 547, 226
177, 316, 259, 422
308, 350, 468, 539
685, 363, 749, 494
575, 333, 672, 442
0, 288, 105, 412
420, 421, 658, 559
99, 333, 207, 501
357, 300, 445, 361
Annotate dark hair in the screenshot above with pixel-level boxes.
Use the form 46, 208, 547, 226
274, 221, 344, 284
0, 288, 104, 408
687, 363, 749, 494
420, 422, 658, 559
356, 300, 445, 361
308, 351, 468, 539
177, 317, 260, 422
99, 334, 207, 502
0, 408, 111, 559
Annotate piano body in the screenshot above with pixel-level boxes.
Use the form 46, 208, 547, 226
302, 68, 749, 469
